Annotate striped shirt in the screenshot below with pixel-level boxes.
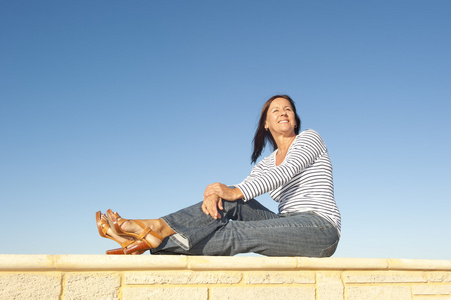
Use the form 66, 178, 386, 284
236, 129, 341, 234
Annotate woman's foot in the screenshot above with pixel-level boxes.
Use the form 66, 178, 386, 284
106, 210, 175, 250
96, 211, 135, 252
100, 213, 134, 245
118, 218, 165, 249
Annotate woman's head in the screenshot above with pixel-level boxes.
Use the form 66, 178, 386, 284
251, 95, 301, 163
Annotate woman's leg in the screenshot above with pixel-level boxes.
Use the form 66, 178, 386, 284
158, 199, 278, 251
113, 199, 276, 251
153, 211, 339, 257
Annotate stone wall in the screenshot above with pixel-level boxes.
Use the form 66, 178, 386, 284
0, 255, 450, 299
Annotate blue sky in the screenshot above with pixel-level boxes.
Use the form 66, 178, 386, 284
1, 1, 450, 259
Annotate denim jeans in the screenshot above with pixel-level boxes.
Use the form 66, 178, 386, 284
152, 199, 339, 257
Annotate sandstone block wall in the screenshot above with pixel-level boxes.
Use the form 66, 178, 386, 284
0, 255, 450, 299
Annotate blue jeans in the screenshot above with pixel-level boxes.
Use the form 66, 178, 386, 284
152, 199, 339, 257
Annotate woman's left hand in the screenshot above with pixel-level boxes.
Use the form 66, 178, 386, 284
202, 194, 223, 219
203, 183, 243, 201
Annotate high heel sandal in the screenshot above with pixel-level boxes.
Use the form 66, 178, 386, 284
106, 209, 150, 240
106, 209, 163, 254
96, 211, 134, 253
123, 238, 157, 254
106, 246, 146, 255
106, 247, 126, 255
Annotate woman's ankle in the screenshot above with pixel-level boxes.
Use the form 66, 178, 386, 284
141, 219, 174, 239
157, 218, 175, 238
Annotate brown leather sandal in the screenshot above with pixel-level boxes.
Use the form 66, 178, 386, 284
106, 246, 146, 255
123, 238, 158, 254
106, 209, 163, 254
106, 247, 125, 255
96, 211, 134, 252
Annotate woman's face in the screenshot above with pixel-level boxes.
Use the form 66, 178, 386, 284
265, 97, 297, 136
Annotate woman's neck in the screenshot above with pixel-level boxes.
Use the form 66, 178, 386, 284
274, 135, 296, 166
275, 135, 296, 154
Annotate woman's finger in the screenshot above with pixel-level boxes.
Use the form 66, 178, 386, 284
203, 195, 221, 219
217, 198, 224, 211
202, 204, 210, 215
208, 202, 219, 219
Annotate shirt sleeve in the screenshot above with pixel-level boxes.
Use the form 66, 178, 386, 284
228, 156, 268, 192
236, 129, 327, 201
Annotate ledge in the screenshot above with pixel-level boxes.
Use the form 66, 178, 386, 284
2, 255, 451, 299
1, 255, 450, 272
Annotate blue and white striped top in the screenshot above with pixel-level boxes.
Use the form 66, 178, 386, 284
236, 129, 341, 234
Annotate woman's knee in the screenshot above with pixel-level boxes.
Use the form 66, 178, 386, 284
319, 238, 339, 257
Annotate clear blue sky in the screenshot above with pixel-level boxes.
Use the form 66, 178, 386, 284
1, 1, 450, 259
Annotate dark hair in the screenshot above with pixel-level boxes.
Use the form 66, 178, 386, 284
251, 95, 301, 164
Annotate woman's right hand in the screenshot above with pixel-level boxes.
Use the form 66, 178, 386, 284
202, 194, 224, 219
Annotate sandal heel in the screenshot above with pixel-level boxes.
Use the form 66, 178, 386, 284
124, 240, 151, 255
106, 247, 146, 255
106, 247, 125, 255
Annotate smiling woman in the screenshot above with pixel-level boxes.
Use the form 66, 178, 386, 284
95, 95, 341, 257
254, 95, 302, 165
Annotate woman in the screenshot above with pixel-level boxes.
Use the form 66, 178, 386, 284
96, 95, 341, 256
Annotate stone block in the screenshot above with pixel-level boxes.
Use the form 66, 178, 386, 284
343, 271, 427, 283
297, 257, 389, 270
188, 256, 298, 270
211, 286, 315, 300
123, 287, 208, 300
427, 272, 451, 282
0, 273, 61, 300
388, 258, 451, 271
125, 271, 241, 285
412, 284, 451, 295
63, 272, 120, 300
244, 271, 315, 284
346, 286, 412, 300
316, 272, 343, 299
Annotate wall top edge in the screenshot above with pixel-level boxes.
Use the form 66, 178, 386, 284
0, 255, 450, 271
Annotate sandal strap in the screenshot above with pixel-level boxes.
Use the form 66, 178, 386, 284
148, 230, 163, 241
132, 220, 163, 242
102, 219, 135, 249
121, 239, 134, 248
133, 220, 151, 240
139, 230, 163, 249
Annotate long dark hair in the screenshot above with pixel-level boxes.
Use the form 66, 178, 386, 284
251, 95, 301, 164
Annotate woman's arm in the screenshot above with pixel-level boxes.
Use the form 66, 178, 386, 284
237, 130, 327, 200
201, 186, 243, 219
201, 130, 326, 217
201, 163, 262, 219
203, 183, 244, 201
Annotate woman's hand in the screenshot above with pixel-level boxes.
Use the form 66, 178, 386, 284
202, 183, 244, 219
203, 183, 243, 201
202, 194, 223, 219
